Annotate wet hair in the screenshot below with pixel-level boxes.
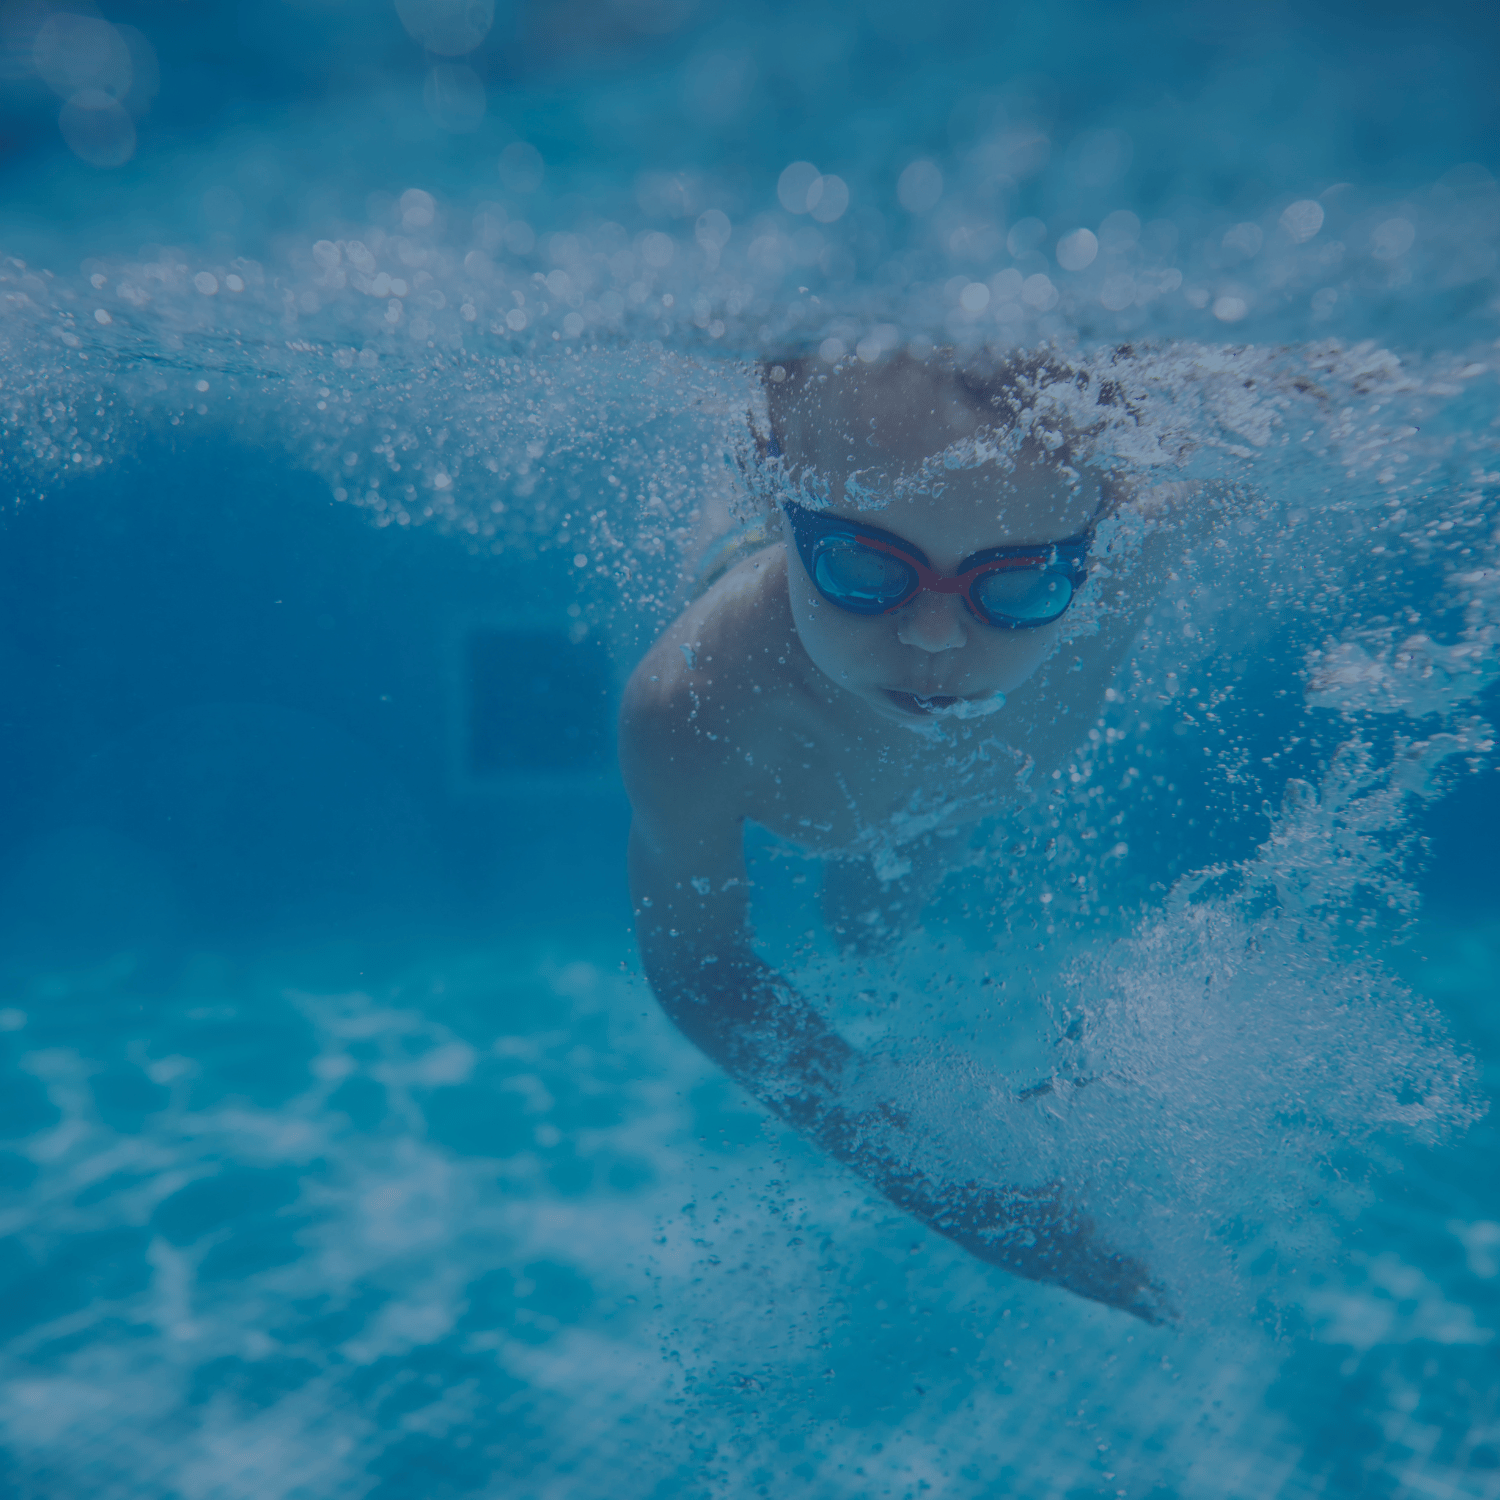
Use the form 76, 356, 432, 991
743, 345, 1140, 524
754, 346, 1136, 469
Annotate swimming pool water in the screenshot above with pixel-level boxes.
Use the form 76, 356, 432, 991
3, 1, 1500, 1496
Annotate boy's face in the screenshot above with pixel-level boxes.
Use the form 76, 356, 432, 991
771, 360, 1101, 726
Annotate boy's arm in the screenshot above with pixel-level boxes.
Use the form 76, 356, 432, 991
622, 675, 857, 1124
620, 672, 1171, 1324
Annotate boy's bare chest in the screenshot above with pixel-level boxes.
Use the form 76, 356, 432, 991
741, 710, 1035, 861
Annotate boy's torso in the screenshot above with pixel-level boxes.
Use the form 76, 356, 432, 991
635, 545, 1099, 862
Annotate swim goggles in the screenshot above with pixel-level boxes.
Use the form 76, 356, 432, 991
780, 498, 1091, 629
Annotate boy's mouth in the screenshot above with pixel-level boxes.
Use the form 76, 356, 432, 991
883, 690, 962, 715
883, 688, 1008, 720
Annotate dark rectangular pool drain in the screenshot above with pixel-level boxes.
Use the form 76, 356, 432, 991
465, 629, 613, 777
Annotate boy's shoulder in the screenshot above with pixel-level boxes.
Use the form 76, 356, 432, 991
620, 544, 797, 787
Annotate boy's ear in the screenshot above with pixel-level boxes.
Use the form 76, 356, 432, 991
745, 406, 779, 466
746, 406, 763, 459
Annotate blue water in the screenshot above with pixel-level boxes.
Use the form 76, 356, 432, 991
3, 2, 1500, 1496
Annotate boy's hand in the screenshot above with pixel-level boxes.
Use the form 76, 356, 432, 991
877, 1166, 1175, 1325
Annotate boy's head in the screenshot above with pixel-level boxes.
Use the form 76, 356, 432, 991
760, 350, 1108, 725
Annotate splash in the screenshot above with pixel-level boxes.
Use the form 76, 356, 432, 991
788, 720, 1489, 1330
1043, 727, 1487, 1293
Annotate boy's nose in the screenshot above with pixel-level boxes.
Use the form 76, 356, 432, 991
896, 590, 968, 653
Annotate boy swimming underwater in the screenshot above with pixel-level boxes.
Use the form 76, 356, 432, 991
620, 350, 1175, 1322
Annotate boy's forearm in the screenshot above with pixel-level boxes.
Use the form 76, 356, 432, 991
640, 940, 1167, 1322
640, 939, 856, 1134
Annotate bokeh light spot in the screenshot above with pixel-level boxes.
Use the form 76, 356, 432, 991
394, 0, 494, 57
897, 160, 943, 214
1056, 227, 1098, 271
114, 25, 158, 114
58, 90, 135, 167
1370, 217, 1416, 260
695, 209, 731, 250
640, 231, 674, 268
1020, 273, 1057, 310
777, 161, 821, 215
1280, 199, 1325, 243
34, 12, 132, 100
809, 175, 849, 224
989, 267, 1023, 302
1006, 218, 1047, 257
1213, 294, 1248, 321
1222, 222, 1264, 259
400, 188, 436, 229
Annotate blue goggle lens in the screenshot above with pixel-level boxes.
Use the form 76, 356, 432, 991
972, 566, 1076, 624
813, 539, 914, 612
